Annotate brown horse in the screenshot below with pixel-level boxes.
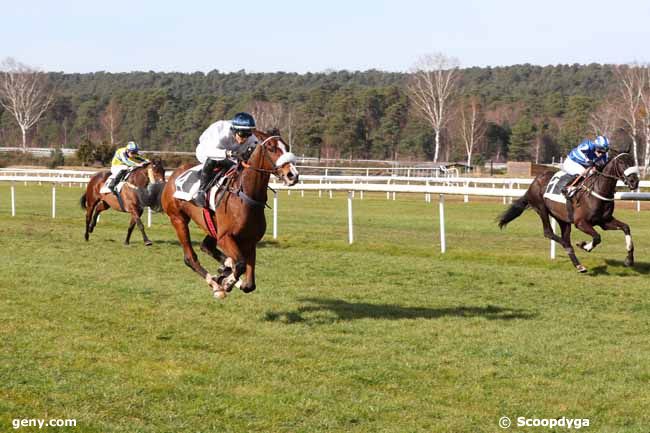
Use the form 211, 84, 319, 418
81, 159, 166, 246
161, 130, 299, 299
498, 151, 640, 272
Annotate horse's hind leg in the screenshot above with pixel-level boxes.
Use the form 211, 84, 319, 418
89, 201, 109, 234
170, 216, 225, 298
557, 220, 586, 272
601, 218, 634, 267
84, 199, 99, 241
539, 210, 585, 272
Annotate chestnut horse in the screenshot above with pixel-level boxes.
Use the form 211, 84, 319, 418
81, 159, 166, 246
498, 151, 639, 272
161, 130, 299, 299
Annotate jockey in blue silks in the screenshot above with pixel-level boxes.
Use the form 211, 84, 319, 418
561, 135, 609, 198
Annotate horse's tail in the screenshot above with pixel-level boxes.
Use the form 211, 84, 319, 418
80, 193, 87, 210
498, 193, 530, 229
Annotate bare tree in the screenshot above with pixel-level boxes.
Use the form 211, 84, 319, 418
589, 98, 620, 138
458, 96, 486, 166
0, 58, 53, 151
407, 53, 460, 162
614, 63, 645, 167
100, 97, 122, 146
249, 100, 284, 131
249, 100, 295, 151
639, 65, 650, 176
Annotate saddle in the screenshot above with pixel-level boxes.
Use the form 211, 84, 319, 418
173, 164, 237, 211
543, 171, 581, 204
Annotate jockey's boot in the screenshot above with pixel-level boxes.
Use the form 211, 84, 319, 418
109, 170, 127, 193
561, 174, 582, 199
194, 159, 219, 208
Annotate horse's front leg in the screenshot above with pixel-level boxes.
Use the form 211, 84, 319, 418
217, 235, 246, 293
238, 246, 257, 293
575, 220, 601, 253
601, 218, 634, 267
134, 208, 152, 246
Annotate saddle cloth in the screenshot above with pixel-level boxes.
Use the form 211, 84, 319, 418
100, 170, 136, 194
99, 178, 126, 194
172, 164, 226, 212
543, 170, 575, 204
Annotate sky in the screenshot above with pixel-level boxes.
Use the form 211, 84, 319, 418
1, 0, 649, 74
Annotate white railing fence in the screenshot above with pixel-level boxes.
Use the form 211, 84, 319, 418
2, 173, 649, 258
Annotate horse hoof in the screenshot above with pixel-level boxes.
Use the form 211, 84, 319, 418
624, 258, 634, 267
213, 289, 227, 300
576, 265, 588, 273
144, 240, 153, 246
240, 284, 256, 294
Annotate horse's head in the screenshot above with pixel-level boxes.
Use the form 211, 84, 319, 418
249, 129, 299, 186
148, 158, 166, 184
605, 151, 639, 190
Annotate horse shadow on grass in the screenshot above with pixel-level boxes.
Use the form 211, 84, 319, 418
263, 298, 537, 325
588, 260, 650, 277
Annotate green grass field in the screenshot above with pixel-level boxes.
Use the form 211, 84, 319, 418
1, 184, 649, 432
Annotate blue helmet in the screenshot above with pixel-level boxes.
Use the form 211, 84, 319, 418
126, 141, 139, 153
594, 136, 609, 151
231, 112, 256, 133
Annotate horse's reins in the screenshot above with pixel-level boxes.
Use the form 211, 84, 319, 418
582, 153, 637, 201
240, 135, 283, 176
220, 135, 285, 209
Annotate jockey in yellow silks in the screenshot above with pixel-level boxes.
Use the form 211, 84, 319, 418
107, 141, 149, 192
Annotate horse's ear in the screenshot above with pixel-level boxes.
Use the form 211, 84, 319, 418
266, 127, 281, 136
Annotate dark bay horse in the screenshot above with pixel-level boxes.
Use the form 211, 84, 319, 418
81, 159, 166, 246
161, 130, 299, 299
498, 151, 640, 272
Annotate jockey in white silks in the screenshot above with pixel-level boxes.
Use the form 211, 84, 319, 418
194, 112, 258, 208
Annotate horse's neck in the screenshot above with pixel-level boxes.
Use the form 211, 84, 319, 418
130, 167, 148, 187
241, 148, 270, 202
591, 166, 617, 195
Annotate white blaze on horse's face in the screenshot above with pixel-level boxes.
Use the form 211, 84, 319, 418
274, 139, 299, 186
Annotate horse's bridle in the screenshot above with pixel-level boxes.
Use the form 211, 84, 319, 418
241, 135, 288, 177
593, 153, 638, 186
582, 153, 638, 201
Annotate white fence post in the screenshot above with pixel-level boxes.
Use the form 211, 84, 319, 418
11, 183, 16, 216
348, 191, 354, 244
439, 194, 446, 253
273, 191, 278, 239
52, 184, 56, 218
147, 207, 152, 228
550, 217, 557, 259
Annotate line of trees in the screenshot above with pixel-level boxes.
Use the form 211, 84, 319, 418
2, 56, 650, 172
